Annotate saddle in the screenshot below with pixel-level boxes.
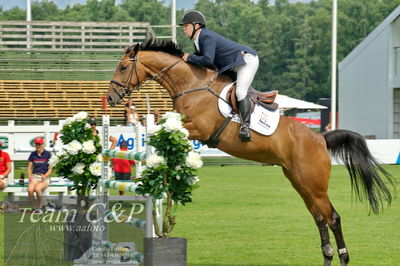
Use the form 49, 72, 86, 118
226, 85, 279, 114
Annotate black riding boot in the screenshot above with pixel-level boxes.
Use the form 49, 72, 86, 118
238, 96, 252, 142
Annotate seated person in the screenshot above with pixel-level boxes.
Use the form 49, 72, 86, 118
88, 117, 99, 135
154, 109, 161, 125
27, 137, 52, 209
0, 140, 11, 189
125, 98, 140, 126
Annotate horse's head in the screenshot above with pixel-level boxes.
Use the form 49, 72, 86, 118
107, 43, 146, 106
107, 38, 186, 106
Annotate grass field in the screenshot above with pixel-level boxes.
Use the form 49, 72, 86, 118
1, 165, 399, 265
173, 165, 400, 266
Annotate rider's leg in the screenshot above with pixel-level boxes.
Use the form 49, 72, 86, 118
235, 53, 259, 142
237, 97, 252, 142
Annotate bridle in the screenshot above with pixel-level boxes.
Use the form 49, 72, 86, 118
110, 54, 182, 102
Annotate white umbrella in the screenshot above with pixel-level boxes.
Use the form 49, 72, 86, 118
275, 95, 328, 110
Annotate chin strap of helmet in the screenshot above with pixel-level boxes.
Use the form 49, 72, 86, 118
190, 23, 204, 40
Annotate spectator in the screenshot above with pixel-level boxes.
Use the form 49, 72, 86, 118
0, 140, 11, 189
27, 137, 52, 210
325, 123, 332, 132
88, 117, 99, 135
125, 98, 140, 126
154, 109, 161, 125
109, 137, 135, 196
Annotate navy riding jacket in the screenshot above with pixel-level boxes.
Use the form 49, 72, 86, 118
187, 28, 257, 74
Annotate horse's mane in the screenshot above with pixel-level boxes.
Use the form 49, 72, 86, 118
131, 38, 233, 81
136, 38, 184, 57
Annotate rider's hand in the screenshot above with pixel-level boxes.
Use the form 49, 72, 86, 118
182, 53, 190, 62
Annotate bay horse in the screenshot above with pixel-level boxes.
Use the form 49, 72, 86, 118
106, 39, 395, 266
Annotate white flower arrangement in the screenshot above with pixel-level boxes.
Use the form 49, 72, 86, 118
73, 111, 88, 121
146, 154, 165, 168
72, 163, 85, 175
186, 151, 203, 169
66, 140, 82, 155
162, 112, 181, 120
179, 127, 190, 138
148, 124, 162, 136
62, 117, 75, 126
163, 117, 183, 132
82, 140, 96, 154
89, 162, 102, 176
187, 176, 200, 186
52, 112, 102, 197
96, 154, 103, 162
48, 155, 60, 167
135, 111, 202, 238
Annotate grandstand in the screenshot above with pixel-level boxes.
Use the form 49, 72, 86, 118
0, 20, 173, 121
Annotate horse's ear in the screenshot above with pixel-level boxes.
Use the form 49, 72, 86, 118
125, 43, 140, 58
133, 43, 140, 54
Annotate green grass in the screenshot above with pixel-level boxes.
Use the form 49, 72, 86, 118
1, 165, 399, 265
172, 165, 400, 266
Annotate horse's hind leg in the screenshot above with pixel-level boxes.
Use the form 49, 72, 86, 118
329, 208, 350, 266
313, 200, 350, 266
315, 214, 334, 266
282, 168, 349, 266
315, 204, 350, 266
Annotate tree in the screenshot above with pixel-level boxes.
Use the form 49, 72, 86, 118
32, 0, 60, 20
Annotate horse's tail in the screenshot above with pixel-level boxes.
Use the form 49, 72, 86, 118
322, 129, 396, 214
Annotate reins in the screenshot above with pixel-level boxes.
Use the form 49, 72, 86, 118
171, 71, 232, 108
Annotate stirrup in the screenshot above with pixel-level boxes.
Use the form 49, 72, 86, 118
239, 124, 251, 142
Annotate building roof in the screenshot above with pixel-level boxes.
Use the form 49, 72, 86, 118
339, 5, 400, 71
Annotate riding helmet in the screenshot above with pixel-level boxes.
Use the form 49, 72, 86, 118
180, 10, 206, 26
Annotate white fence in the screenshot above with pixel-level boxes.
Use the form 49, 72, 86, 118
0, 20, 155, 52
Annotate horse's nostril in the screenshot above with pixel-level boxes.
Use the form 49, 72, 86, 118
107, 96, 114, 106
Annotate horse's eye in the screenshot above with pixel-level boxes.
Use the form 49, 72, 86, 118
119, 64, 128, 71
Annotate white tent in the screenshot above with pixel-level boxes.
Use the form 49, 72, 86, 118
275, 95, 327, 110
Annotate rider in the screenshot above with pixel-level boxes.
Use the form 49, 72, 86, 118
180, 10, 259, 142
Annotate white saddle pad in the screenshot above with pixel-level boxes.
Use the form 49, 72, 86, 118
218, 82, 280, 136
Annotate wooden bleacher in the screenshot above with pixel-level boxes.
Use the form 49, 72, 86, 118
0, 80, 173, 120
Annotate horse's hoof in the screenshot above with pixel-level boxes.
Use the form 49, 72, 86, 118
338, 248, 350, 266
321, 244, 334, 266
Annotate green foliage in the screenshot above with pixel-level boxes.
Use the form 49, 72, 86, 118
52, 112, 103, 196
135, 112, 202, 237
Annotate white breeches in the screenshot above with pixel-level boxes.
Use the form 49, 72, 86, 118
233, 53, 259, 101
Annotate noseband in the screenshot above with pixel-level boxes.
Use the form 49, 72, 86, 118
110, 57, 138, 100
110, 55, 182, 102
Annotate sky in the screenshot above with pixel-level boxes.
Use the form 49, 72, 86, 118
0, 0, 311, 11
